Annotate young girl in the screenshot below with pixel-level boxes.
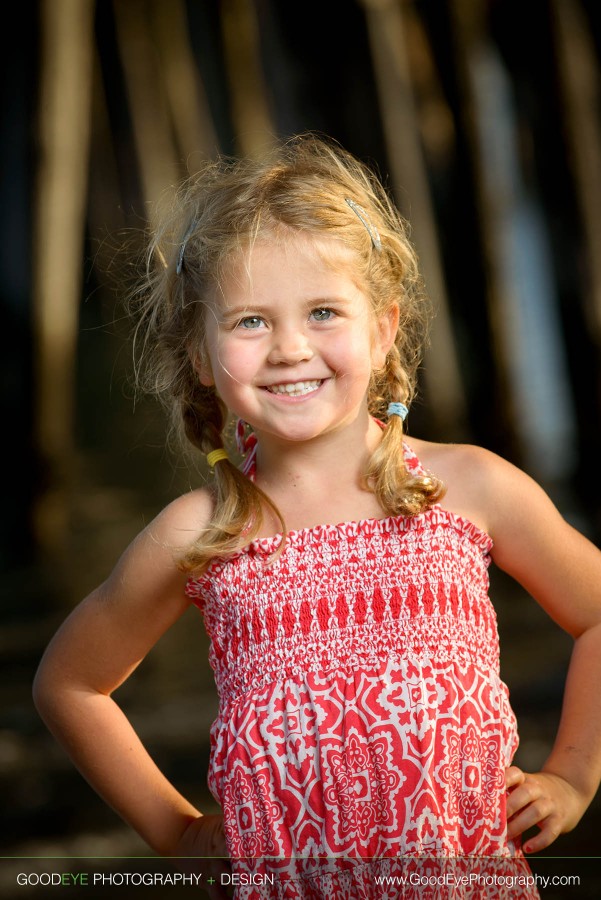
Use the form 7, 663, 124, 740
34, 135, 601, 898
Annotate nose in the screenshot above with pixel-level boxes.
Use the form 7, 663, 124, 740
267, 324, 314, 365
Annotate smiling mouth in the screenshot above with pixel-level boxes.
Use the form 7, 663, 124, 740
264, 379, 323, 397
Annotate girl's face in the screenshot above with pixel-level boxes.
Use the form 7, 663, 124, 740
195, 234, 398, 447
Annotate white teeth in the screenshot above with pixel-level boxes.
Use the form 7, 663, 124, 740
266, 380, 322, 397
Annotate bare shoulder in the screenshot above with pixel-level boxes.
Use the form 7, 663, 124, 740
405, 437, 525, 532
407, 436, 504, 487
100, 486, 214, 609
409, 436, 601, 634
142, 487, 215, 554
32, 487, 217, 697
406, 435, 575, 544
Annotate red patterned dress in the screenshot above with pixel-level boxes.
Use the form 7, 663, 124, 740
185, 444, 539, 898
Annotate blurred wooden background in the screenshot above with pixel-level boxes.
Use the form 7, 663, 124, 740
1, 0, 601, 888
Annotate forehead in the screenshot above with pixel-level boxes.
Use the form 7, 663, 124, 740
215, 232, 368, 306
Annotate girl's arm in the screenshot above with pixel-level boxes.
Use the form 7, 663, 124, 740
479, 449, 601, 853
33, 490, 225, 857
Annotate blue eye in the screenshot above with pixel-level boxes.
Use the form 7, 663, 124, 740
311, 308, 334, 322
239, 316, 264, 329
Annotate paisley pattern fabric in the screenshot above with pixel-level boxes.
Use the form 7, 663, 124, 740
185, 445, 539, 898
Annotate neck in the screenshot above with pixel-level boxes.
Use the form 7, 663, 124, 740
251, 414, 387, 533
255, 413, 381, 479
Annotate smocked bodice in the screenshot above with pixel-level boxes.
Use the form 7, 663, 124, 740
185, 507, 497, 711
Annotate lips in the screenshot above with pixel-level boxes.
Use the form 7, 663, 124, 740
264, 379, 323, 397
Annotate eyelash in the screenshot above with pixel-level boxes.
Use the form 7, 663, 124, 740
236, 308, 336, 329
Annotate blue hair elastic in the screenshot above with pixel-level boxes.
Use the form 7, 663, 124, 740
387, 402, 409, 421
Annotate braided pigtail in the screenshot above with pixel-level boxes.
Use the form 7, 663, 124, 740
178, 378, 285, 573
365, 339, 445, 517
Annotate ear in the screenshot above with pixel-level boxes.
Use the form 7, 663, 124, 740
189, 345, 214, 387
372, 304, 399, 369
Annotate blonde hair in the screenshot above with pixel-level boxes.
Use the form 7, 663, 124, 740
130, 134, 444, 574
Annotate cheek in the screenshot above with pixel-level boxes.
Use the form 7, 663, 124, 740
211, 338, 260, 384
337, 333, 377, 375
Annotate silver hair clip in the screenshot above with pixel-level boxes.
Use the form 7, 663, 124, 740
345, 198, 382, 252
176, 219, 197, 275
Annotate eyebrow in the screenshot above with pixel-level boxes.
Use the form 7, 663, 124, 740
214, 306, 269, 328
217, 296, 354, 320
217, 304, 270, 319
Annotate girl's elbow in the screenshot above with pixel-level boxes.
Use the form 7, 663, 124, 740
32, 653, 74, 723
32, 659, 58, 721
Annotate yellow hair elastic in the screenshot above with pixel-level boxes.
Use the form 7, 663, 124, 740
206, 448, 229, 468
